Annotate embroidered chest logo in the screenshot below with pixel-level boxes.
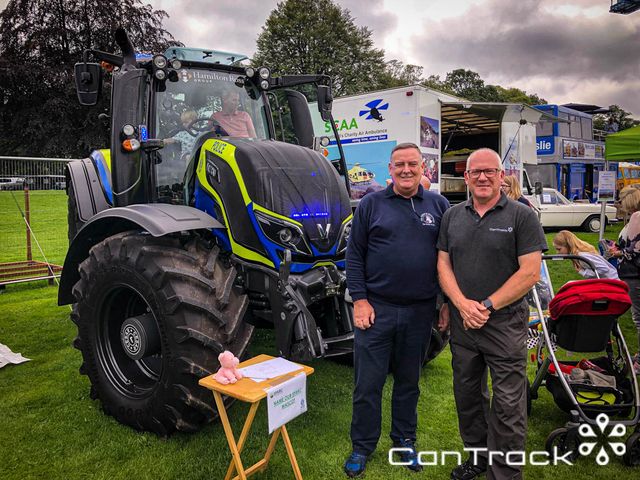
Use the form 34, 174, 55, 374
489, 226, 513, 233
420, 213, 435, 226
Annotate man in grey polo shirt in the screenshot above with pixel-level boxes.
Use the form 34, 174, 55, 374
437, 148, 547, 480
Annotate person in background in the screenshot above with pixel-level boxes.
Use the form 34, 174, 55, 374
501, 175, 532, 208
211, 90, 257, 138
609, 186, 640, 374
553, 230, 619, 279
164, 110, 198, 162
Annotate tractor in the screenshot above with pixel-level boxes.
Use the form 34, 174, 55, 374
58, 29, 447, 435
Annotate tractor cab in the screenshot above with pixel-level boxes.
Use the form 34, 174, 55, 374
74, 40, 348, 208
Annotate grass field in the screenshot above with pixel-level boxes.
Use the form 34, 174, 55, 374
1, 198, 639, 479
0, 190, 69, 266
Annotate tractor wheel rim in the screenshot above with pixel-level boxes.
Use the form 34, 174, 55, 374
96, 284, 163, 399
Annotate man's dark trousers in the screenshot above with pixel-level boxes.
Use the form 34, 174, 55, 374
450, 302, 529, 480
350, 297, 435, 456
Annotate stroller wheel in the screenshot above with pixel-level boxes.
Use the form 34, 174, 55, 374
545, 427, 580, 462
623, 432, 640, 467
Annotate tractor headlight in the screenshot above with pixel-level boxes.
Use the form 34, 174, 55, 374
152, 55, 167, 69
255, 211, 311, 256
278, 228, 293, 244
337, 217, 353, 254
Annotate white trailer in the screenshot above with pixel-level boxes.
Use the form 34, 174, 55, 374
326, 85, 558, 202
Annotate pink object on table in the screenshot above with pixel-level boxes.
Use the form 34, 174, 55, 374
213, 351, 244, 385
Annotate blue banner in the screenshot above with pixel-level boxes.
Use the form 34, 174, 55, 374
536, 136, 554, 155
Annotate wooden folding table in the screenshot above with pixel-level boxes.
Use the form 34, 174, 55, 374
199, 354, 314, 480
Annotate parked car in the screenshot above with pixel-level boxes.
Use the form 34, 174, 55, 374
525, 188, 616, 232
24, 175, 66, 190
0, 177, 25, 190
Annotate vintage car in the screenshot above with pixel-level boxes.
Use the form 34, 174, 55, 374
525, 188, 617, 232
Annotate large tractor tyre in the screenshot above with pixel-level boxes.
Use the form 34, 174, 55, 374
71, 231, 253, 435
66, 179, 84, 244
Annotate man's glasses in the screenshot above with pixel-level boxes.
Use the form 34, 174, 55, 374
466, 168, 500, 179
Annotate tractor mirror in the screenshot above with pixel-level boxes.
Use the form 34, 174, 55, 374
285, 89, 314, 148
74, 63, 103, 106
534, 181, 543, 196
317, 85, 333, 122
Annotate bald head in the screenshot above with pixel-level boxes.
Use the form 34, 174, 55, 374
466, 148, 501, 170
465, 148, 504, 205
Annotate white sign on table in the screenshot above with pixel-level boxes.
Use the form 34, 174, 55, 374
266, 373, 307, 434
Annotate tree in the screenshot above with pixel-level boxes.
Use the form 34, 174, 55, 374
593, 105, 640, 132
253, 0, 386, 96
494, 86, 546, 106
442, 69, 500, 102
421, 68, 546, 105
377, 60, 424, 89
0, 0, 179, 157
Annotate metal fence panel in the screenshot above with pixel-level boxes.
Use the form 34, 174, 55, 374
0, 156, 77, 285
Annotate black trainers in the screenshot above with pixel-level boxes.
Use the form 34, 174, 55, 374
344, 452, 367, 478
392, 438, 423, 472
451, 458, 487, 480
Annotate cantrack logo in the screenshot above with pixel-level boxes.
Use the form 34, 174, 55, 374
388, 414, 627, 468
578, 413, 626, 465
388, 447, 576, 467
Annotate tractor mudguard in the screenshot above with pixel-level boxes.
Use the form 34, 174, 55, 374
66, 158, 111, 222
58, 204, 224, 305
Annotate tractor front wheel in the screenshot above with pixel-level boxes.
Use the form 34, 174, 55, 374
71, 232, 253, 435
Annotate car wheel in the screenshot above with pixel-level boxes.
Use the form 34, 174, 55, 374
583, 215, 602, 233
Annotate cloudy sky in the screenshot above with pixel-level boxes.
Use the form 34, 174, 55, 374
2, 0, 637, 115
147, 0, 639, 116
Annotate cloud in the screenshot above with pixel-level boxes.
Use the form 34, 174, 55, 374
405, 0, 640, 114
152, 0, 275, 55
341, 0, 398, 47
152, 0, 396, 59
148, 0, 640, 116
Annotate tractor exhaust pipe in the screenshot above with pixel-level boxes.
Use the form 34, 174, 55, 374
115, 28, 137, 69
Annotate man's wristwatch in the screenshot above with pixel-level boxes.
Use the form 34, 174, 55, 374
482, 298, 496, 313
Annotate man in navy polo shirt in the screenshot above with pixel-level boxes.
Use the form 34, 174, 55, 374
343, 143, 450, 477
437, 148, 546, 480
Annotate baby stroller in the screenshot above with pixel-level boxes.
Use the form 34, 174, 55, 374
528, 254, 640, 466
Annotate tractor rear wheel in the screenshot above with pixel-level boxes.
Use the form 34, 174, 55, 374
71, 232, 253, 435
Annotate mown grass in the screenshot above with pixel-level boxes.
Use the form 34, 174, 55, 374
0, 190, 69, 266
1, 205, 639, 479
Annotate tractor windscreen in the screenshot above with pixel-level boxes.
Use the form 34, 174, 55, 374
154, 68, 268, 192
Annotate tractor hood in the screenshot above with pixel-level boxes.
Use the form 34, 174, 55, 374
230, 139, 351, 252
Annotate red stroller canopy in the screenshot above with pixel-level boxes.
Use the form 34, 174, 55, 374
549, 279, 631, 320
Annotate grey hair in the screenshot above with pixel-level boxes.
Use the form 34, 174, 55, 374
390, 142, 422, 162
466, 148, 502, 170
